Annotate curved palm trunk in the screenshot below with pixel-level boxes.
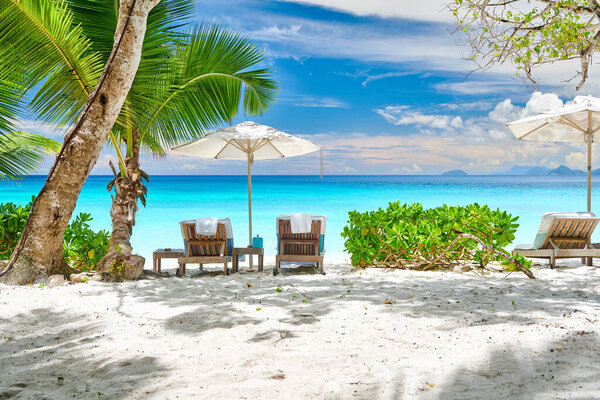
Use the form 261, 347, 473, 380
0, 0, 161, 285
98, 128, 148, 280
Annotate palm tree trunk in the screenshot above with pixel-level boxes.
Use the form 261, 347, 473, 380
0, 0, 161, 285
98, 128, 148, 280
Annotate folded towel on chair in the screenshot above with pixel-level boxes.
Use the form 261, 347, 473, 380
290, 212, 312, 233
195, 217, 218, 236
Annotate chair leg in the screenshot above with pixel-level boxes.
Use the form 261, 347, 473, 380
274, 260, 280, 276
199, 263, 203, 271
550, 256, 555, 269
587, 257, 593, 266
225, 260, 230, 276
177, 263, 185, 276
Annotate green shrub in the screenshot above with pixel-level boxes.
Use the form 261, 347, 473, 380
63, 213, 110, 271
0, 197, 109, 271
341, 202, 530, 271
0, 196, 33, 259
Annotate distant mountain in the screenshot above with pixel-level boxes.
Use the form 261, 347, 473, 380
548, 165, 586, 176
442, 169, 468, 176
491, 165, 551, 176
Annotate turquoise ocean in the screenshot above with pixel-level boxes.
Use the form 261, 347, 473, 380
0, 175, 592, 263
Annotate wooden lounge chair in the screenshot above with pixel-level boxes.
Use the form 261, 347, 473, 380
178, 219, 234, 276
275, 214, 326, 275
512, 212, 600, 268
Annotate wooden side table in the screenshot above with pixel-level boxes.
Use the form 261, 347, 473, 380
152, 249, 184, 273
232, 247, 264, 273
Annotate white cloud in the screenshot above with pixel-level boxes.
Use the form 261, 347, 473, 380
361, 71, 416, 87
278, 0, 451, 22
565, 152, 586, 169
441, 101, 492, 111
15, 119, 67, 140
366, 91, 599, 172
280, 94, 349, 108
251, 18, 470, 72
375, 106, 463, 130
488, 92, 564, 124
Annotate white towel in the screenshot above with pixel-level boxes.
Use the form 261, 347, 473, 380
195, 217, 218, 236
290, 212, 312, 233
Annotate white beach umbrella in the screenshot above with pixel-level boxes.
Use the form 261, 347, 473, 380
507, 95, 600, 212
172, 121, 322, 259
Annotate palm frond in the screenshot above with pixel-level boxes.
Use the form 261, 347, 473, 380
0, 0, 104, 128
136, 24, 278, 150
0, 131, 60, 180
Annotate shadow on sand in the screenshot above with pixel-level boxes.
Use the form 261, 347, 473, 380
0, 308, 166, 399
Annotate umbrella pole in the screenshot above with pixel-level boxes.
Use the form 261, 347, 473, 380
247, 151, 254, 269
588, 110, 593, 213
588, 134, 592, 213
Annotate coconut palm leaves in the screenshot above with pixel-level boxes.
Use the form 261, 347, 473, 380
0, 0, 103, 127
137, 25, 278, 151
0, 132, 60, 180
1, 0, 278, 158
0, 79, 59, 181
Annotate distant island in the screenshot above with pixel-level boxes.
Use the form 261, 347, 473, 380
547, 165, 585, 176
488, 164, 593, 176
442, 169, 468, 176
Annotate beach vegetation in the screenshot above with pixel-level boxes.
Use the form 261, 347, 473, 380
342, 202, 533, 276
0, 0, 276, 284
0, 197, 108, 271
449, 0, 600, 90
97, 21, 277, 279
0, 0, 277, 284
0, 0, 161, 284
62, 213, 110, 272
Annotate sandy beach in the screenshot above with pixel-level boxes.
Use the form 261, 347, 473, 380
1, 262, 600, 399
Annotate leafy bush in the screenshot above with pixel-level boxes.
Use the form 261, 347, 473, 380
0, 196, 33, 259
63, 213, 110, 271
341, 202, 531, 271
0, 197, 109, 271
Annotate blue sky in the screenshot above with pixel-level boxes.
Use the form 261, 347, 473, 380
25, 0, 600, 175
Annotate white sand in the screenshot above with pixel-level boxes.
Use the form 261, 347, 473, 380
1, 262, 600, 399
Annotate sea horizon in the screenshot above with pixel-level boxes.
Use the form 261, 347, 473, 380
2, 174, 598, 266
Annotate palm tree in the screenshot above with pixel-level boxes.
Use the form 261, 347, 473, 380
0, 0, 160, 284
98, 26, 277, 278
0, 0, 277, 282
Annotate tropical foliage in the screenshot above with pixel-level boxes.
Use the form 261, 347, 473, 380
0, 197, 108, 271
63, 213, 110, 271
0, 78, 59, 180
0, 0, 277, 277
342, 202, 531, 272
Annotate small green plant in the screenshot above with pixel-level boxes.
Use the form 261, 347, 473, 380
0, 196, 34, 259
63, 213, 109, 271
0, 197, 109, 272
109, 260, 125, 281
276, 288, 282, 293
341, 202, 531, 273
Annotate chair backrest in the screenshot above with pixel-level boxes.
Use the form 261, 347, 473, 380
278, 219, 321, 255
180, 222, 229, 257
540, 217, 599, 250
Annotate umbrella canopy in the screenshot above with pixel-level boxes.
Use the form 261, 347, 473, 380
172, 121, 321, 160
507, 95, 600, 212
172, 121, 321, 265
